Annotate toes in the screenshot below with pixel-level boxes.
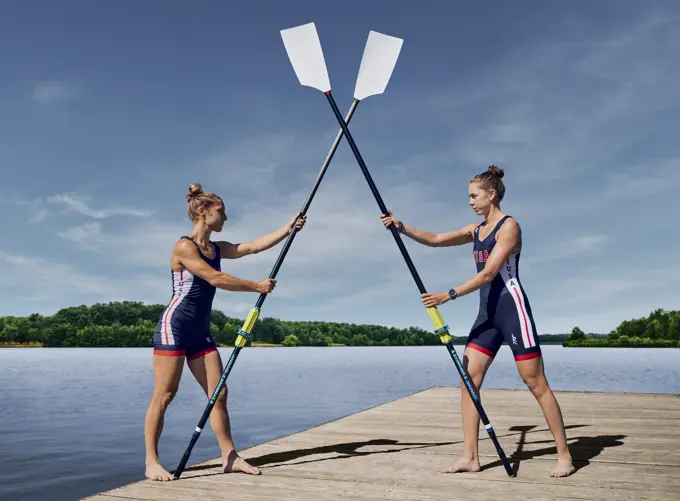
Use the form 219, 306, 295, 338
551, 469, 572, 478
238, 459, 259, 474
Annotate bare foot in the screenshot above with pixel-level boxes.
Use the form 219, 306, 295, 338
440, 455, 481, 473
222, 450, 261, 475
145, 462, 174, 481
551, 457, 576, 478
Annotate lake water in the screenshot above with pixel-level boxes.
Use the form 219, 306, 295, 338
1, 345, 679, 501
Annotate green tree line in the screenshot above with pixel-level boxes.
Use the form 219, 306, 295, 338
563, 308, 680, 348
0, 301, 458, 348
1, 302, 676, 348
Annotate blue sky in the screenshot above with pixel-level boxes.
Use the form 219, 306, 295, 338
1, 1, 679, 336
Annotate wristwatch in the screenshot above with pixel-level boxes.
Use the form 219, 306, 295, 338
448, 288, 458, 301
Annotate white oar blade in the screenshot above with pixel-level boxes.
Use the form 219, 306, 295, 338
354, 31, 403, 101
280, 22, 331, 93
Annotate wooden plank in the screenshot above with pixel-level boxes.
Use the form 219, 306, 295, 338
81, 387, 680, 501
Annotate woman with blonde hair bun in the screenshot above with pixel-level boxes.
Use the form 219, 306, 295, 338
144, 182, 307, 481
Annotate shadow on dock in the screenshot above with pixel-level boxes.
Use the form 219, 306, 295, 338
182, 424, 611, 477
480, 424, 626, 474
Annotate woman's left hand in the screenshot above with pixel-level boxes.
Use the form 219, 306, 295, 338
288, 212, 307, 233
421, 291, 450, 308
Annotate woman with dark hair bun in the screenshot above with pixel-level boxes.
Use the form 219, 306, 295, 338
380, 165, 574, 478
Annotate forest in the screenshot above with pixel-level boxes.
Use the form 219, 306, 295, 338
0, 302, 677, 348
562, 308, 680, 347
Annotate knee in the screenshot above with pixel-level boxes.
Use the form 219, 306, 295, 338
522, 374, 547, 396
460, 368, 484, 391
153, 388, 178, 410
212, 385, 228, 404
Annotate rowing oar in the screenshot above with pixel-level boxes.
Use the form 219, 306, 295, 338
172, 29, 404, 480
280, 22, 516, 478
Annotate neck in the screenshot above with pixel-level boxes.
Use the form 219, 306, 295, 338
188, 222, 212, 247
484, 204, 503, 223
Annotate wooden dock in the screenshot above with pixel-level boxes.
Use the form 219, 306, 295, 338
84, 387, 680, 500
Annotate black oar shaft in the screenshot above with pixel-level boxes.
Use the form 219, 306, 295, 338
444, 342, 514, 476
255, 98, 360, 308
324, 92, 426, 294
173, 100, 360, 479
324, 90, 515, 478
174, 346, 243, 478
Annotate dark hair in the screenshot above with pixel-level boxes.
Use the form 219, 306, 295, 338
470, 165, 505, 202
186, 183, 223, 223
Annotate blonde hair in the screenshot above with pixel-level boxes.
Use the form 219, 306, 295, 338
186, 183, 223, 223
470, 165, 505, 202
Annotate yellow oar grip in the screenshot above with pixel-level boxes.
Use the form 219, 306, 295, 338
427, 307, 452, 344
235, 307, 260, 347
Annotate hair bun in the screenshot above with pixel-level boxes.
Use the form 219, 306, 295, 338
186, 183, 203, 202
487, 165, 504, 178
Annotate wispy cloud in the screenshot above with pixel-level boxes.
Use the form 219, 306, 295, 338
57, 222, 103, 244
2, 192, 154, 223
47, 193, 153, 219
29, 209, 49, 223
0, 194, 39, 206
600, 157, 680, 201
532, 264, 680, 333
199, 133, 305, 202
32, 79, 79, 104
524, 235, 608, 265
392, 12, 680, 189
0, 194, 48, 223
0, 250, 169, 316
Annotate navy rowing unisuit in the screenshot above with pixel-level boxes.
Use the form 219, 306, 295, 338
153, 236, 219, 360
467, 215, 541, 361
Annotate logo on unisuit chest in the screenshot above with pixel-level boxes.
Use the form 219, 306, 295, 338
474, 250, 489, 263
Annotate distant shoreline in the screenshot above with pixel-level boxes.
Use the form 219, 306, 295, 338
4, 302, 676, 349
2, 341, 676, 349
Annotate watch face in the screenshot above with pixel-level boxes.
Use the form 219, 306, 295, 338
449, 289, 456, 298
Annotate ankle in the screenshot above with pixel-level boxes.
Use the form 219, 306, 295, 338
145, 457, 161, 466
461, 452, 478, 461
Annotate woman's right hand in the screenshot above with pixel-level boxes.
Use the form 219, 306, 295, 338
380, 210, 401, 231
255, 278, 277, 293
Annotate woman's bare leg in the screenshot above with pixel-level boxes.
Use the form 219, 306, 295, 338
188, 350, 261, 475
441, 346, 494, 473
515, 356, 575, 477
144, 354, 185, 481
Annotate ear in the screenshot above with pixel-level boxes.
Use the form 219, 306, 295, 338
487, 189, 497, 201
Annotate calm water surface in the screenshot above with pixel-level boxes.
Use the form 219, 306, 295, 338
1, 345, 679, 501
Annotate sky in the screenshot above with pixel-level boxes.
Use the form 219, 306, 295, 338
1, 0, 679, 336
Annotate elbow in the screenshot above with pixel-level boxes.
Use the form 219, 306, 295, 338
482, 271, 495, 284
206, 271, 223, 287
240, 242, 258, 256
